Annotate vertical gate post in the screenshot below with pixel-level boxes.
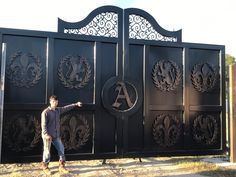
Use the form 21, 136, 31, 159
0, 43, 7, 163
229, 64, 236, 162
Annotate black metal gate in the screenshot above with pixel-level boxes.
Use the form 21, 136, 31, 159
0, 6, 225, 163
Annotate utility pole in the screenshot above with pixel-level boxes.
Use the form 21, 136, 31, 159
229, 64, 236, 162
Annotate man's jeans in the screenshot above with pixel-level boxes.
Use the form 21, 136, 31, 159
42, 137, 65, 163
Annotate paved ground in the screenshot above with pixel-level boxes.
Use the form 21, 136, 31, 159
0, 156, 236, 177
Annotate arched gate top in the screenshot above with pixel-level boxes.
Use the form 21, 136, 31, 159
58, 5, 182, 42
125, 8, 182, 42
58, 6, 123, 38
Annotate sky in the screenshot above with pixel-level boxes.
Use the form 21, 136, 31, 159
0, 0, 235, 57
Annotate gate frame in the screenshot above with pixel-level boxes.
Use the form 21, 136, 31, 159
0, 5, 226, 163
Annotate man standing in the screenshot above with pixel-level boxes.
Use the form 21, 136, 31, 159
41, 95, 82, 175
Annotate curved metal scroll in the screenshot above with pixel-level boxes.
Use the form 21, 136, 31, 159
58, 6, 123, 38
58, 6, 182, 42
125, 8, 182, 42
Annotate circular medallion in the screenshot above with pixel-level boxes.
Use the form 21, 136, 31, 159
61, 114, 90, 150
58, 55, 92, 89
191, 63, 218, 92
192, 114, 218, 145
152, 60, 181, 91
6, 51, 42, 88
102, 77, 142, 116
3, 114, 41, 152
153, 114, 181, 147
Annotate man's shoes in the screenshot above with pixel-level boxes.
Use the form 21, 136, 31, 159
59, 160, 69, 174
42, 162, 51, 175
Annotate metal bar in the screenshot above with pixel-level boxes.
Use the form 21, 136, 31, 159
46, 38, 54, 103
189, 105, 222, 111
149, 105, 184, 111
0, 43, 6, 163
183, 47, 191, 149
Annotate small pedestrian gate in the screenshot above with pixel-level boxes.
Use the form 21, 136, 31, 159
0, 6, 225, 163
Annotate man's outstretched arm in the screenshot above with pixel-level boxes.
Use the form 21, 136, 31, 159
60, 101, 82, 114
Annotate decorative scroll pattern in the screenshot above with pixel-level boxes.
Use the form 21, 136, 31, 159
129, 14, 177, 42
3, 114, 41, 152
191, 63, 218, 92
64, 12, 118, 38
152, 60, 181, 91
153, 114, 181, 147
6, 51, 42, 88
192, 114, 218, 145
58, 55, 92, 89
61, 114, 90, 150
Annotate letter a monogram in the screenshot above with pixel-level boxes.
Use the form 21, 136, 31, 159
112, 81, 134, 109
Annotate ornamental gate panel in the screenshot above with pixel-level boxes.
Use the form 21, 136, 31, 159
0, 6, 225, 163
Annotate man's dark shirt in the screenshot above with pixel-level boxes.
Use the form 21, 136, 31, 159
41, 104, 76, 139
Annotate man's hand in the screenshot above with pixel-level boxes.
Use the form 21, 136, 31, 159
76, 102, 82, 107
45, 134, 52, 140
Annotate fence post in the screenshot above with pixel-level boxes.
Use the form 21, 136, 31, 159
0, 43, 7, 163
229, 64, 236, 162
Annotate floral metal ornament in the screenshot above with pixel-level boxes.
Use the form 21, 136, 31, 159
191, 63, 219, 92
192, 114, 218, 145
6, 51, 42, 88
58, 55, 92, 89
61, 114, 90, 150
152, 60, 181, 91
64, 12, 118, 38
3, 114, 41, 152
153, 114, 181, 147
129, 15, 178, 42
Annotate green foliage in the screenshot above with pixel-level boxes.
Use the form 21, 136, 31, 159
225, 54, 236, 78
225, 54, 236, 67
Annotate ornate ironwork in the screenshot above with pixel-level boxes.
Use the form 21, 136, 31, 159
129, 14, 177, 42
58, 55, 92, 89
112, 81, 136, 111
192, 114, 218, 145
6, 51, 42, 88
153, 114, 181, 147
102, 77, 142, 117
61, 114, 90, 150
152, 60, 181, 91
191, 63, 219, 92
64, 12, 118, 38
3, 114, 41, 152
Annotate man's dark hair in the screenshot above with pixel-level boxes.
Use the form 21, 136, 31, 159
49, 95, 58, 101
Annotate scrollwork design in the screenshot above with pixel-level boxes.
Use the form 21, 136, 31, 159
61, 114, 90, 150
152, 60, 181, 91
3, 114, 41, 152
191, 63, 219, 92
58, 55, 92, 89
153, 114, 181, 147
192, 114, 218, 145
6, 51, 42, 88
64, 12, 118, 38
129, 14, 177, 42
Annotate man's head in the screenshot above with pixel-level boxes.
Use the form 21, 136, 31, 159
49, 95, 58, 109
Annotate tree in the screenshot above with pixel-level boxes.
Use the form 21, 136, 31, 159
225, 54, 236, 72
